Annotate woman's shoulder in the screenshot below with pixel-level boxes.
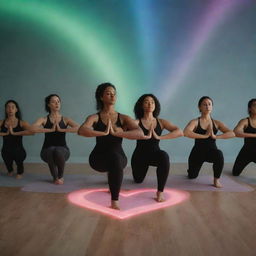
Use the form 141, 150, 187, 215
85, 113, 99, 122
237, 117, 249, 126
189, 118, 199, 124
118, 113, 132, 121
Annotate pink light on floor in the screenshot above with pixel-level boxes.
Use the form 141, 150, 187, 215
67, 188, 190, 220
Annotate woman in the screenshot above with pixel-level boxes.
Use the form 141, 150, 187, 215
0, 100, 32, 178
31, 94, 79, 184
78, 83, 143, 210
131, 94, 183, 202
183, 96, 234, 188
232, 99, 256, 176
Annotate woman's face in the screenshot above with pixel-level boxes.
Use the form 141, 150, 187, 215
199, 98, 213, 114
249, 101, 256, 115
142, 96, 155, 113
48, 96, 61, 112
101, 86, 116, 105
6, 102, 17, 117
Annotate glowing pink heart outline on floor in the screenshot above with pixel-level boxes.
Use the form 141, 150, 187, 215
68, 188, 190, 220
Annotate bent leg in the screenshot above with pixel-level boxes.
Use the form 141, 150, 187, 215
1, 149, 14, 173
14, 147, 26, 175
53, 147, 70, 179
207, 149, 224, 179
187, 147, 204, 179
89, 151, 127, 201
41, 147, 58, 180
131, 151, 149, 184
150, 150, 170, 192
232, 147, 251, 176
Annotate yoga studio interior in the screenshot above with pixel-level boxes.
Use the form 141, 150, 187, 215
0, 1, 255, 256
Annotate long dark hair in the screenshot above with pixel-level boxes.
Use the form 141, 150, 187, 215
5, 100, 22, 119
95, 82, 116, 111
44, 94, 61, 113
198, 96, 213, 112
134, 94, 161, 119
248, 98, 256, 115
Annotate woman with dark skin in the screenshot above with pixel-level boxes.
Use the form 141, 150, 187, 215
0, 100, 32, 179
78, 83, 144, 210
31, 94, 79, 184
232, 99, 256, 176
131, 94, 183, 202
183, 96, 234, 188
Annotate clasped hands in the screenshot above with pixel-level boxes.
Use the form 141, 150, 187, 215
50, 121, 64, 132
206, 123, 216, 139
103, 119, 123, 136
141, 123, 160, 140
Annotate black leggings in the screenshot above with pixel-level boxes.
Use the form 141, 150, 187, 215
232, 146, 256, 176
89, 150, 127, 201
1, 147, 26, 174
131, 150, 170, 192
187, 147, 224, 179
41, 146, 70, 180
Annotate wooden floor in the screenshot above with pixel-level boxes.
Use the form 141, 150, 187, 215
0, 163, 256, 256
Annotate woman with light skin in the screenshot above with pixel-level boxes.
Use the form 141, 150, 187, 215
131, 94, 183, 202
0, 100, 33, 179
232, 99, 256, 176
183, 96, 234, 188
31, 94, 79, 184
78, 83, 144, 210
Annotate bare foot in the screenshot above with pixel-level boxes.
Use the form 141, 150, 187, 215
111, 200, 120, 210
58, 178, 64, 185
16, 174, 23, 179
7, 172, 14, 177
213, 178, 222, 188
155, 191, 165, 202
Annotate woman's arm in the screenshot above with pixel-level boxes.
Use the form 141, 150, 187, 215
78, 114, 110, 137
110, 115, 144, 140
183, 119, 210, 139
152, 119, 183, 140
0, 120, 9, 136
30, 117, 56, 133
214, 120, 235, 139
56, 117, 79, 133
233, 118, 256, 138
9, 121, 34, 136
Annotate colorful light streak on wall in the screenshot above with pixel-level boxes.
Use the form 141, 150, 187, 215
160, 0, 243, 106
0, 0, 139, 112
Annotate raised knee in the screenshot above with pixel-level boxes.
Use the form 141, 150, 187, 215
188, 172, 198, 179
159, 151, 170, 163
134, 178, 144, 184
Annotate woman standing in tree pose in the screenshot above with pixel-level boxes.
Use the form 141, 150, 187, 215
0, 100, 33, 178
232, 99, 256, 176
78, 83, 143, 210
183, 96, 234, 188
131, 94, 183, 202
31, 94, 79, 184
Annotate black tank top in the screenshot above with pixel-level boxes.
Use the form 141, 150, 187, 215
135, 119, 162, 152
194, 118, 218, 148
92, 113, 123, 152
0, 119, 24, 149
244, 118, 256, 148
42, 116, 68, 149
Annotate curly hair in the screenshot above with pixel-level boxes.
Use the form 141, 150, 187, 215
134, 94, 161, 119
95, 82, 116, 111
